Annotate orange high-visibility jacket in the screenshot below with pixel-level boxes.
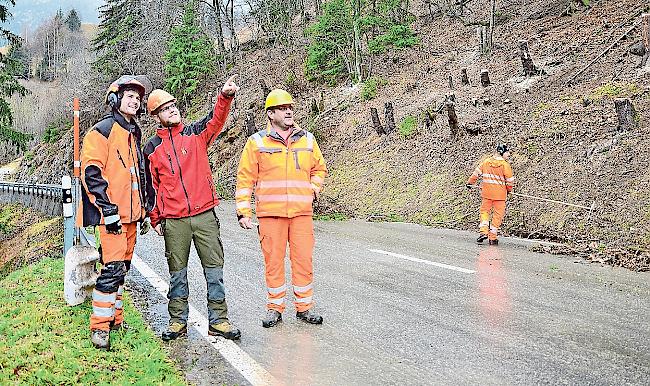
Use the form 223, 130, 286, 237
236, 124, 327, 219
80, 112, 146, 226
468, 155, 514, 200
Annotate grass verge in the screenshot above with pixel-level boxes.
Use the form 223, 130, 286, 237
0, 257, 186, 385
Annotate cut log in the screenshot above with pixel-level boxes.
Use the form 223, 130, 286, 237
371, 107, 385, 135
461, 67, 470, 85
446, 100, 460, 138
519, 39, 539, 76
642, 14, 650, 67
614, 98, 637, 131
245, 111, 256, 136
480, 69, 490, 87
384, 102, 396, 135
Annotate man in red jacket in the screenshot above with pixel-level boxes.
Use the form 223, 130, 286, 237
143, 75, 240, 341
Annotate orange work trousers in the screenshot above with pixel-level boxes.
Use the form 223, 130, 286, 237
479, 199, 506, 241
90, 222, 137, 331
258, 215, 315, 313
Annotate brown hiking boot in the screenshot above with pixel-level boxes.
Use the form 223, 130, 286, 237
208, 321, 241, 340
91, 329, 110, 350
489, 239, 499, 245
476, 234, 488, 243
161, 322, 187, 341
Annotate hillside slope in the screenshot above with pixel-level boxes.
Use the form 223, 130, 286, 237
14, 0, 650, 270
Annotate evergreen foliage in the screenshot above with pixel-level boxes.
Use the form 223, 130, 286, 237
65, 9, 81, 32
305, 0, 418, 84
164, 1, 216, 108
0, 0, 30, 151
92, 0, 142, 78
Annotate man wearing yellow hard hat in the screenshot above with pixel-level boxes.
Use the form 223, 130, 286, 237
236, 89, 328, 328
142, 75, 241, 341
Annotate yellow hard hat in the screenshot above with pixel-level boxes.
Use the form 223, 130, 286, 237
265, 89, 294, 110
147, 89, 176, 115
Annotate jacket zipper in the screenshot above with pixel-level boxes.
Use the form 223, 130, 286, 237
168, 129, 192, 215
117, 150, 127, 168
166, 154, 175, 175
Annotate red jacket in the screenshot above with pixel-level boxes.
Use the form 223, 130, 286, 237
144, 93, 232, 227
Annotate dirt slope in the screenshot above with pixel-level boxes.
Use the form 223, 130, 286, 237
14, 0, 650, 270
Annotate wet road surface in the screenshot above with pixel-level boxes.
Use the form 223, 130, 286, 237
130, 201, 650, 385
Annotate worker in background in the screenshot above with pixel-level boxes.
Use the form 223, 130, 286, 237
80, 76, 148, 350
466, 144, 514, 245
236, 89, 327, 328
143, 75, 241, 341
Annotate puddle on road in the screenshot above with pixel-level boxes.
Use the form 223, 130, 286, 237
126, 272, 248, 385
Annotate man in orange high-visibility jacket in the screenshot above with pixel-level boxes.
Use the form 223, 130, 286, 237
467, 144, 514, 245
80, 76, 148, 350
236, 89, 327, 328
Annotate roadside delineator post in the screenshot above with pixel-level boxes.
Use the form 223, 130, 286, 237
62, 175, 74, 255
73, 98, 81, 243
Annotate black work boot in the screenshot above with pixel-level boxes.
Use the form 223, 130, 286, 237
208, 321, 241, 340
161, 322, 187, 341
262, 310, 282, 328
476, 234, 488, 243
296, 309, 323, 325
110, 321, 129, 332
91, 329, 110, 350
489, 239, 499, 245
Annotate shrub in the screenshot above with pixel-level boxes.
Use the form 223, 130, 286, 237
398, 115, 417, 137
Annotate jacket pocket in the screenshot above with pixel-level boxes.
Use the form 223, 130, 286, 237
166, 154, 175, 175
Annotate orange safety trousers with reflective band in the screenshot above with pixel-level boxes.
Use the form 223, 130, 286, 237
479, 199, 506, 241
258, 216, 315, 313
90, 222, 136, 331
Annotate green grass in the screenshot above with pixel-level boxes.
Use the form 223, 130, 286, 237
0, 258, 186, 385
589, 82, 642, 100
398, 115, 417, 138
313, 213, 348, 221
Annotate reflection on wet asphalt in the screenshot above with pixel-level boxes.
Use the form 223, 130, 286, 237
131, 201, 650, 385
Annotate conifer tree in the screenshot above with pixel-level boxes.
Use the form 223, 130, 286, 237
164, 1, 216, 108
65, 9, 82, 32
0, 0, 30, 151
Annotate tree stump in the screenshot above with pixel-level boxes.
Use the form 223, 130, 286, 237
448, 75, 454, 89
384, 102, 396, 135
446, 100, 460, 138
461, 67, 470, 85
371, 107, 385, 135
519, 39, 539, 76
245, 111, 257, 136
614, 98, 637, 131
642, 14, 650, 67
480, 69, 490, 87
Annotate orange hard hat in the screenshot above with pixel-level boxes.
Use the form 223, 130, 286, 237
147, 89, 176, 115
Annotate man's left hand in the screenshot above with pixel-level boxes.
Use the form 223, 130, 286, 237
222, 74, 239, 96
140, 217, 151, 235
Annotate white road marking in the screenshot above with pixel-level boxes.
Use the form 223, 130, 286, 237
369, 249, 476, 274
131, 254, 279, 386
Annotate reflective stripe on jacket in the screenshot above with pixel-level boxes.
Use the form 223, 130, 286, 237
235, 124, 327, 218
80, 111, 146, 226
143, 93, 232, 227
468, 155, 514, 200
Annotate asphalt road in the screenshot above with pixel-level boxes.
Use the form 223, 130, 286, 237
130, 201, 650, 385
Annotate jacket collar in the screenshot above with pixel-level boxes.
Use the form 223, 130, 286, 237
157, 122, 184, 137
112, 110, 141, 140
266, 122, 305, 142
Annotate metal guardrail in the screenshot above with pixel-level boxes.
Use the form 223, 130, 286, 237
0, 181, 63, 217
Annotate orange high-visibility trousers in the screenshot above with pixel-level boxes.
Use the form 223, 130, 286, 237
90, 222, 137, 331
479, 199, 506, 241
258, 215, 315, 313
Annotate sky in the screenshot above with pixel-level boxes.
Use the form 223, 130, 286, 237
5, 0, 105, 35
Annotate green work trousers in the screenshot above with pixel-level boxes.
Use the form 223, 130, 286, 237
163, 208, 229, 325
